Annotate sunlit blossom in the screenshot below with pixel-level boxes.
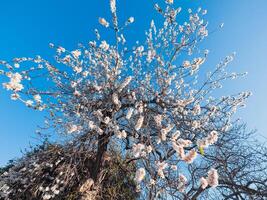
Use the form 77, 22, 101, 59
99, 40, 109, 51
183, 149, 197, 163
118, 76, 132, 92
132, 143, 146, 158
156, 161, 168, 179
33, 94, 42, 103
110, 0, 116, 13
207, 168, 219, 187
71, 50, 81, 58
177, 174, 187, 192
3, 72, 23, 92
67, 124, 78, 134
135, 168, 146, 183
128, 17, 134, 23
197, 130, 218, 148
199, 177, 208, 189
182, 60, 191, 68
11, 93, 20, 100
135, 115, 144, 131
99, 17, 109, 27
166, 0, 174, 4
126, 107, 134, 120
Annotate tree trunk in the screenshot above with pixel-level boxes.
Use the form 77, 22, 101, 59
92, 133, 109, 181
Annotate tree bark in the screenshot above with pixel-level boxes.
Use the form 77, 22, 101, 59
92, 133, 109, 181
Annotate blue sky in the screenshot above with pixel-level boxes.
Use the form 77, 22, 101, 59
0, 0, 267, 166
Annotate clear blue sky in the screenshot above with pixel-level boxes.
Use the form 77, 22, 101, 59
0, 0, 267, 166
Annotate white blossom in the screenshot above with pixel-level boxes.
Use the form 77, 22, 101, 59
71, 50, 81, 58
171, 165, 177, 171
207, 168, 219, 187
166, 0, 174, 4
135, 115, 144, 131
115, 129, 127, 139
110, 0, 116, 13
73, 90, 81, 97
100, 40, 109, 51
202, 9, 208, 15
160, 124, 174, 141
33, 94, 42, 103
171, 130, 181, 141
112, 92, 121, 108
56, 46, 65, 53
192, 120, 200, 130
14, 63, 20, 68
67, 124, 78, 134
199, 177, 208, 189
132, 143, 146, 158
197, 130, 218, 148
177, 174, 187, 192
176, 139, 192, 147
183, 149, 197, 163
73, 66, 82, 73
154, 114, 162, 127
182, 60, 191, 68
149, 179, 156, 185
11, 93, 20, 100
135, 168, 146, 183
128, 17, 134, 24
118, 76, 132, 92
103, 116, 111, 124
146, 145, 153, 153
126, 108, 134, 120
25, 100, 34, 107
43, 194, 52, 200
88, 121, 96, 129
156, 161, 168, 179
99, 17, 109, 27
121, 130, 127, 138
192, 104, 201, 115
3, 72, 23, 92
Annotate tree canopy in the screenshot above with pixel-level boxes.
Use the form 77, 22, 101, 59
1, 0, 265, 200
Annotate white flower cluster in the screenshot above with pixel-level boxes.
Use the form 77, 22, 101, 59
182, 149, 197, 164
197, 131, 218, 148
192, 104, 201, 115
114, 125, 127, 139
160, 124, 174, 141
135, 168, 146, 183
118, 76, 132, 92
100, 40, 109, 51
199, 168, 219, 189
2, 72, 23, 92
207, 168, 219, 187
135, 115, 144, 131
132, 143, 150, 158
156, 161, 168, 178
88, 120, 104, 135
154, 114, 162, 127
172, 139, 198, 163
112, 92, 121, 108
177, 174, 187, 192
126, 107, 134, 119
110, 0, 116, 13
67, 124, 79, 134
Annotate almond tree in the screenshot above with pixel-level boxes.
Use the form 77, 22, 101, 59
0, 0, 251, 199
